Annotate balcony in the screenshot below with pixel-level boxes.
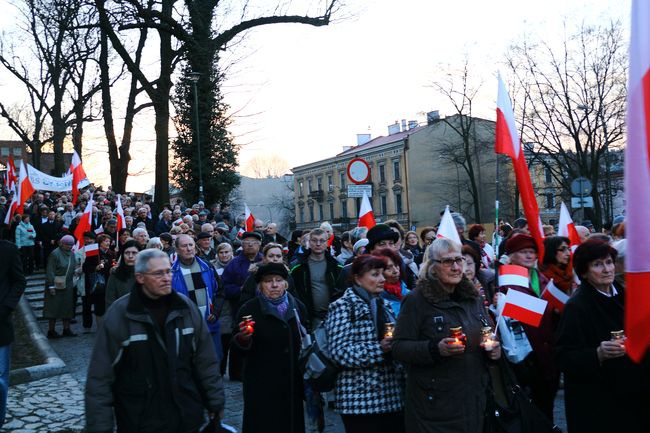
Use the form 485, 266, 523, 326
308, 189, 325, 202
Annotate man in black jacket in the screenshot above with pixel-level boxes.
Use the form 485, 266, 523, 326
0, 240, 26, 427
85, 249, 225, 433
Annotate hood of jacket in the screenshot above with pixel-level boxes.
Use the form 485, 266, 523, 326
416, 274, 478, 305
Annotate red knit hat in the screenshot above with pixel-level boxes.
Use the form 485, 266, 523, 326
505, 234, 537, 254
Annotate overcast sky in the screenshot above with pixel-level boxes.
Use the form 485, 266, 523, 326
0, 0, 629, 191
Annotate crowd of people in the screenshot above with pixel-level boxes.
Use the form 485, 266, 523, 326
0, 186, 648, 433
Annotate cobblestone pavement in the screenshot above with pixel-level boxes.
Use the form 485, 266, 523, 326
5, 303, 566, 433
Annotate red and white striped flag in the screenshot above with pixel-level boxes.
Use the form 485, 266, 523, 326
541, 279, 570, 313
357, 191, 376, 229
625, 0, 650, 363
16, 160, 35, 215
73, 195, 94, 251
244, 203, 255, 232
4, 155, 17, 192
115, 194, 126, 231
70, 150, 87, 205
83, 243, 99, 257
495, 75, 545, 261
557, 202, 581, 251
3, 189, 18, 225
436, 205, 461, 245
502, 288, 548, 327
498, 264, 529, 288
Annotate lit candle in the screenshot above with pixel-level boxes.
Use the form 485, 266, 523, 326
242, 315, 254, 334
383, 322, 395, 339
449, 326, 466, 347
611, 330, 625, 347
481, 326, 496, 352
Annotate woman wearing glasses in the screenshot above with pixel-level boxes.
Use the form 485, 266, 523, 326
392, 238, 500, 433
540, 236, 576, 295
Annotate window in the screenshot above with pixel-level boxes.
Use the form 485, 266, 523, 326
339, 171, 346, 188
327, 174, 333, 190
393, 160, 401, 181
545, 193, 555, 209
318, 204, 324, 220
298, 181, 304, 196
341, 199, 348, 218
308, 179, 313, 193
317, 177, 322, 191
0, 148, 8, 157
309, 205, 314, 221
299, 207, 305, 223
545, 167, 553, 183
329, 202, 334, 219
379, 164, 386, 183
395, 192, 403, 214
12, 148, 21, 156
381, 195, 387, 215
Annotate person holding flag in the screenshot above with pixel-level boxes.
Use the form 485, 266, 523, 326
555, 239, 650, 433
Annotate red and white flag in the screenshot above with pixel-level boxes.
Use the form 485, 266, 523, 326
4, 155, 17, 192
357, 191, 376, 229
70, 150, 87, 205
495, 75, 545, 261
501, 288, 548, 327
73, 196, 94, 251
115, 194, 126, 231
541, 279, 570, 313
244, 203, 255, 232
557, 202, 581, 250
16, 160, 35, 215
83, 243, 99, 257
436, 205, 461, 245
498, 264, 529, 288
625, 0, 650, 363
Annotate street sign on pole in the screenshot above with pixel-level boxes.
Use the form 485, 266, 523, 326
347, 158, 371, 185
570, 177, 592, 197
347, 184, 372, 198
571, 196, 594, 208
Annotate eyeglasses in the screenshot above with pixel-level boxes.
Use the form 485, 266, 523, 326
310, 239, 328, 245
433, 257, 466, 267
141, 269, 172, 278
242, 240, 261, 246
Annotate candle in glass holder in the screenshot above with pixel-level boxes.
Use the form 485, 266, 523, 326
611, 330, 625, 347
449, 326, 467, 347
242, 315, 254, 334
480, 326, 496, 351
383, 322, 395, 339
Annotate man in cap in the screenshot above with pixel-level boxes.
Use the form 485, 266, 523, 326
197, 231, 217, 262
85, 249, 226, 433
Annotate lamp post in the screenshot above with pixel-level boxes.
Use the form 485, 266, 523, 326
188, 72, 204, 202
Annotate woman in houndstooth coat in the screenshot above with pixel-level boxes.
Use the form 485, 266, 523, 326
325, 255, 405, 433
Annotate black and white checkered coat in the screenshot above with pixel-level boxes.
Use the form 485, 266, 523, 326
325, 288, 405, 414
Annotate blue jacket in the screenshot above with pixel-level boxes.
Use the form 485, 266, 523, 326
380, 281, 409, 316
221, 253, 263, 299
171, 256, 221, 335
15, 221, 36, 248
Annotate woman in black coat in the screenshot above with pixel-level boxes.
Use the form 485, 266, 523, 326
555, 240, 650, 433
233, 262, 309, 433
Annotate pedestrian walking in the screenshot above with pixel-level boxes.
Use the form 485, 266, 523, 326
44, 235, 76, 339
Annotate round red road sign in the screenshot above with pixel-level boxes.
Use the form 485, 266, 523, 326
347, 158, 371, 185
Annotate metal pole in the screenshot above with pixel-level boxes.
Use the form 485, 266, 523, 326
191, 76, 204, 203
580, 178, 585, 221
494, 154, 501, 260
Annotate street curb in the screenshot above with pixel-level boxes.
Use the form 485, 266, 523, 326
10, 296, 66, 385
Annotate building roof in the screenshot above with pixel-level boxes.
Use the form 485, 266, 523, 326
336, 124, 427, 157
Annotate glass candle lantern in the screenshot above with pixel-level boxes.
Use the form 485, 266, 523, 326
449, 326, 467, 347
383, 322, 395, 339
480, 326, 496, 351
611, 330, 625, 342
242, 315, 254, 334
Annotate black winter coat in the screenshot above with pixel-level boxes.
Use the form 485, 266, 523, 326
392, 276, 493, 433
0, 241, 26, 345
555, 281, 650, 433
233, 294, 309, 433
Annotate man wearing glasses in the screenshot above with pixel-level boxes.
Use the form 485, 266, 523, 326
86, 249, 226, 433
220, 231, 263, 380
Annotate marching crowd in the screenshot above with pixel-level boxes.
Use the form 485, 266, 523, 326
0, 186, 649, 433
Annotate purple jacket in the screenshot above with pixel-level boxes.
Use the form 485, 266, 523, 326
221, 253, 262, 299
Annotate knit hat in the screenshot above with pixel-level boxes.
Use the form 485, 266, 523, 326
215, 222, 229, 233
60, 235, 75, 245
353, 238, 369, 255
254, 262, 289, 283
366, 224, 399, 251
505, 234, 537, 254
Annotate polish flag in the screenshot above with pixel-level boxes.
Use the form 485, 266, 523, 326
83, 243, 99, 257
498, 264, 529, 288
3, 189, 18, 225
357, 191, 376, 229
625, 0, 650, 363
495, 74, 545, 261
557, 202, 581, 250
501, 288, 548, 327
73, 196, 94, 251
542, 279, 570, 313
70, 150, 87, 205
436, 205, 461, 245
4, 155, 17, 192
16, 160, 35, 215
244, 203, 255, 232
115, 194, 126, 231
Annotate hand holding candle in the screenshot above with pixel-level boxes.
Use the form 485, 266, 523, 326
239, 315, 255, 338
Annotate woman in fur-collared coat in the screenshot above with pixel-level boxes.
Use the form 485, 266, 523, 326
392, 238, 501, 433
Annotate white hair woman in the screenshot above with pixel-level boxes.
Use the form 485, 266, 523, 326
392, 238, 500, 433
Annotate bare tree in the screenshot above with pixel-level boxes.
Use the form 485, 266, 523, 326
244, 155, 290, 178
505, 21, 627, 227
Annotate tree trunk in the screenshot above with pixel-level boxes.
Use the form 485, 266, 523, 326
30, 142, 41, 169
153, 103, 170, 204
52, 115, 67, 175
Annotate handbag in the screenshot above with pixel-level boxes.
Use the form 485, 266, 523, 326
484, 357, 562, 433
54, 275, 67, 290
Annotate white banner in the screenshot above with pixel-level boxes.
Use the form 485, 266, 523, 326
25, 163, 90, 192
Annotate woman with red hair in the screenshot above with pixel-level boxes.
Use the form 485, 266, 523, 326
468, 224, 494, 269
373, 248, 409, 316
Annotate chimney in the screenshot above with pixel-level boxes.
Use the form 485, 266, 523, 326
342, 145, 353, 152
388, 122, 400, 135
401, 119, 407, 132
408, 120, 418, 130
356, 134, 372, 146
427, 110, 440, 125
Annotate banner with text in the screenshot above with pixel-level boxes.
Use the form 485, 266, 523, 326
25, 163, 90, 192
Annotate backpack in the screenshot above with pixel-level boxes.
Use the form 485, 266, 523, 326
298, 297, 355, 392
